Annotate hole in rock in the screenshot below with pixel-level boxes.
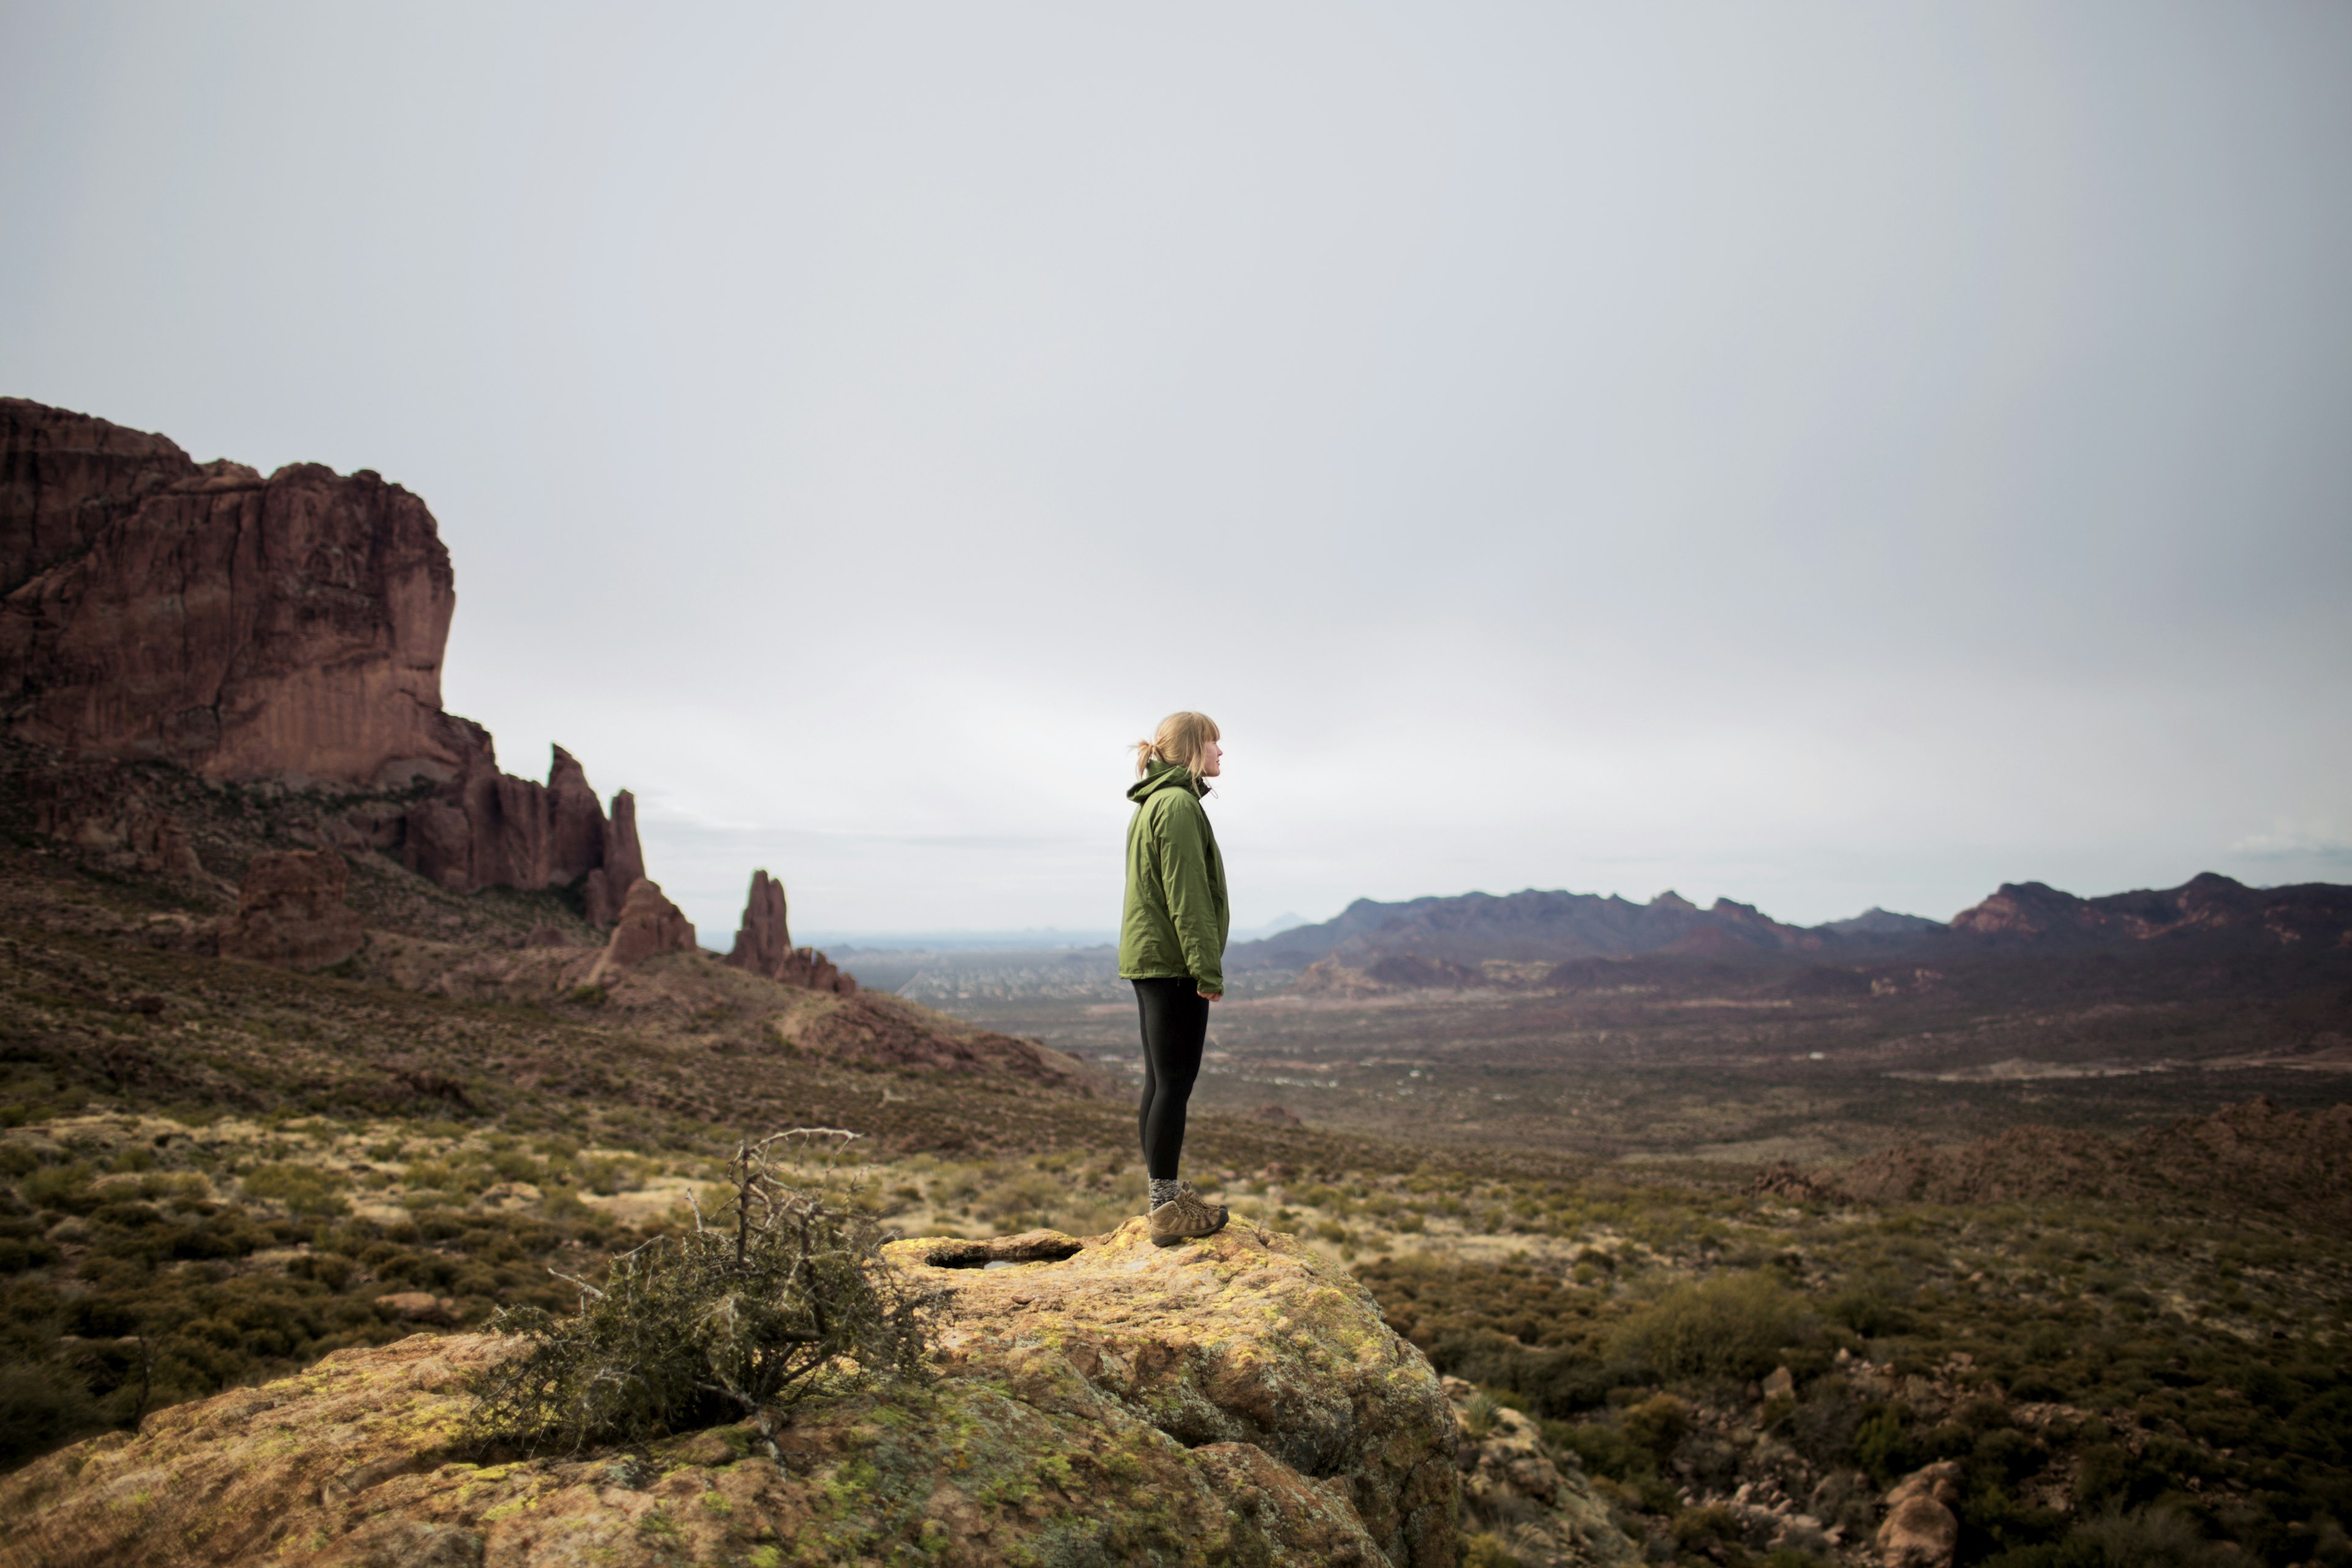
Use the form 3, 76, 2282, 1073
924, 1236, 1084, 1269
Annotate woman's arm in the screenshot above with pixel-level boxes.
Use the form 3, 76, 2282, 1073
1152, 796, 1224, 998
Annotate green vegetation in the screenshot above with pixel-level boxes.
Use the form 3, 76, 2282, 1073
1362, 1190, 2352, 1568
467, 1134, 935, 1455
0, 1110, 662, 1470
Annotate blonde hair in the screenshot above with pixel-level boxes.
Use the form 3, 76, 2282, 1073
1134, 710, 1221, 778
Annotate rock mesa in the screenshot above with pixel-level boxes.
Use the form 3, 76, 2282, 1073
0, 399, 648, 922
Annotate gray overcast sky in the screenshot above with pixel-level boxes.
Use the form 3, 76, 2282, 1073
4, 2, 2349, 941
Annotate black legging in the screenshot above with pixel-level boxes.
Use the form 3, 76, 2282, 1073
1133, 976, 1209, 1180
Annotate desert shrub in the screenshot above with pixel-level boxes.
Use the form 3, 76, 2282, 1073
1672, 1504, 1743, 1551
1610, 1270, 1809, 1384
978, 1169, 1063, 1228
1787, 1379, 1864, 1464
1979, 1504, 2233, 1568
1461, 1534, 1523, 1568
1825, 1281, 1913, 1338
1856, 1404, 1926, 1487
0, 1362, 104, 1469
1548, 1417, 1642, 1481
580, 1156, 640, 1196
19, 1164, 97, 1215
1617, 1392, 1688, 1458
238, 1163, 349, 1216
468, 1133, 935, 1455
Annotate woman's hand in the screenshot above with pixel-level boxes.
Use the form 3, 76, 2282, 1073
1198, 987, 1221, 1002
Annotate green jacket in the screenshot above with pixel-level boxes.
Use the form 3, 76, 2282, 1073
1119, 761, 1230, 995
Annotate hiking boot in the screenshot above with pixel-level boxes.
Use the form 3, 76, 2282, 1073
1148, 1183, 1229, 1247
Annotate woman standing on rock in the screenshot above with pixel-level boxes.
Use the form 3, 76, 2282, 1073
1120, 710, 1234, 1246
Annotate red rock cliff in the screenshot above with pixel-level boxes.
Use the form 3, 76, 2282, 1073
0, 399, 646, 921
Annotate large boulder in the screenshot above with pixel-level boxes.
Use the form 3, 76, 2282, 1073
1875, 1460, 1962, 1568
0, 1221, 1459, 1567
217, 850, 364, 971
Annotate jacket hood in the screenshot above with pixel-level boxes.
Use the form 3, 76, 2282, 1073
1126, 760, 1205, 804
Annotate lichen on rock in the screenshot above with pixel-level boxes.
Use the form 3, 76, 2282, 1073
0, 1219, 1458, 1567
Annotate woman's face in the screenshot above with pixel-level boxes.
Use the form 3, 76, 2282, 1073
1197, 738, 1223, 778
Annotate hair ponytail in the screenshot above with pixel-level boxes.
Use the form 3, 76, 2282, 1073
1134, 710, 1221, 778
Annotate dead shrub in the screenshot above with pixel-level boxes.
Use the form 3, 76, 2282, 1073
466, 1130, 936, 1455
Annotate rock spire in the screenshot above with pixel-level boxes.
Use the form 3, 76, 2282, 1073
725, 869, 857, 995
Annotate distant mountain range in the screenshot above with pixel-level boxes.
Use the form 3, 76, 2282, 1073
1230, 873, 2352, 980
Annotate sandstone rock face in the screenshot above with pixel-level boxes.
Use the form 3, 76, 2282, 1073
398, 744, 646, 921
1, 396, 198, 597
217, 850, 365, 971
0, 401, 649, 922
1875, 1461, 1962, 1567
1, 450, 463, 786
586, 878, 696, 984
1, 1219, 1458, 1567
725, 868, 858, 994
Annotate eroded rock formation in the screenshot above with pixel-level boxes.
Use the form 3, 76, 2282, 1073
725, 868, 857, 994
0, 399, 647, 922
1, 1219, 1460, 1567
586, 878, 696, 984
218, 850, 364, 971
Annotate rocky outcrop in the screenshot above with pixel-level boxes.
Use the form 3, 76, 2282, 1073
19, 761, 208, 886
1875, 1461, 1962, 1567
1, 444, 464, 786
217, 850, 364, 971
772, 990, 1107, 1095
392, 741, 646, 920
725, 868, 857, 994
581, 788, 646, 926
586, 878, 696, 984
1444, 1376, 1642, 1567
0, 400, 649, 923
1, 1219, 1459, 1567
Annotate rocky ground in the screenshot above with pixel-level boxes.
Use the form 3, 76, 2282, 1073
1, 1219, 1460, 1567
